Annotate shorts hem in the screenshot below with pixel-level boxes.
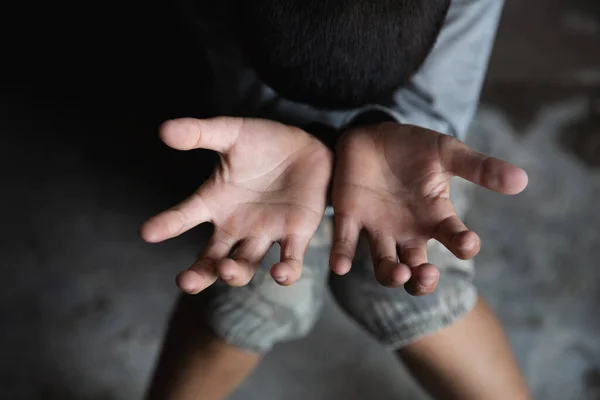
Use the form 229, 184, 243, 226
382, 287, 478, 351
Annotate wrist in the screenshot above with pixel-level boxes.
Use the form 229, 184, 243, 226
301, 107, 402, 155
344, 108, 398, 131
303, 122, 340, 152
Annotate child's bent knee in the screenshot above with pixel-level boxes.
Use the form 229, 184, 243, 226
199, 263, 328, 353
329, 261, 477, 350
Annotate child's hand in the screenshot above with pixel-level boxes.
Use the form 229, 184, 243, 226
330, 123, 528, 296
140, 117, 333, 294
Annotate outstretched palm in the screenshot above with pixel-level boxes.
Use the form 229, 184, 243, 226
330, 123, 528, 296
141, 117, 333, 294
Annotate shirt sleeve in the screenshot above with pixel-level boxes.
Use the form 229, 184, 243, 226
373, 0, 505, 140
196, 0, 504, 142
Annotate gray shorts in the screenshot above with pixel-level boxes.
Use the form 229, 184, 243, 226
196, 179, 477, 353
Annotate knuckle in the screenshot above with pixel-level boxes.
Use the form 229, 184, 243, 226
191, 260, 216, 274
376, 256, 397, 267
333, 238, 355, 255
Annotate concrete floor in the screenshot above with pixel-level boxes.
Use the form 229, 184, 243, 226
1, 1, 599, 399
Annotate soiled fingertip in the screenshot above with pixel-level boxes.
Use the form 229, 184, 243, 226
217, 259, 256, 287
391, 264, 412, 286
330, 256, 352, 276
377, 263, 411, 288
452, 231, 481, 259
176, 270, 204, 294
406, 264, 440, 296
270, 263, 299, 286
417, 264, 440, 285
217, 258, 237, 279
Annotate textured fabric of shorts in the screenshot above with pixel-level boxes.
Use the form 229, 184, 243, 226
197, 178, 477, 353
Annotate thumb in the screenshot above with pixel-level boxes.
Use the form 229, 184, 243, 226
439, 134, 529, 195
159, 117, 243, 153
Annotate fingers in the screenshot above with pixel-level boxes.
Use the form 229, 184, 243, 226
398, 241, 440, 296
404, 264, 440, 296
159, 117, 242, 153
216, 236, 272, 287
398, 240, 428, 268
369, 233, 412, 287
438, 134, 529, 195
329, 214, 361, 276
434, 215, 481, 260
139, 188, 211, 243
270, 235, 311, 286
176, 228, 237, 294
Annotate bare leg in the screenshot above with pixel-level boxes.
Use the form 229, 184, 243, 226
145, 296, 261, 400
397, 297, 531, 400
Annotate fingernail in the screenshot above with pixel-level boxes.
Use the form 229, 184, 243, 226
221, 275, 233, 281
274, 275, 288, 283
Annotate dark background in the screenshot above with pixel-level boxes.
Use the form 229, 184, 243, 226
1, 0, 600, 399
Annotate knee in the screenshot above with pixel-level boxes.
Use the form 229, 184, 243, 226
329, 268, 477, 350
200, 274, 325, 353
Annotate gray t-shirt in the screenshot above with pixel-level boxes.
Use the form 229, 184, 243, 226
179, 0, 504, 141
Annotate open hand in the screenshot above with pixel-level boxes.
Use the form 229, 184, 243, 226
140, 117, 333, 294
330, 123, 528, 296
